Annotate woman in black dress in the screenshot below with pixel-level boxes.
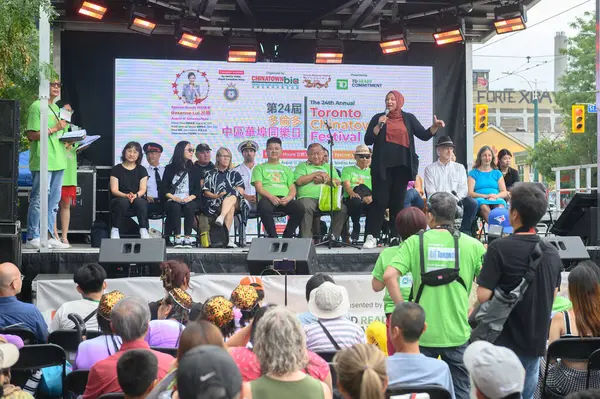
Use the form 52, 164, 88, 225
161, 141, 202, 248
109, 141, 149, 239
498, 149, 520, 190
363, 90, 445, 248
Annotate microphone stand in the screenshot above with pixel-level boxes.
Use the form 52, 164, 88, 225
316, 120, 361, 250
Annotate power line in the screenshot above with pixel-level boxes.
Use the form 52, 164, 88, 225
473, 54, 562, 59
474, 0, 592, 53
486, 56, 567, 85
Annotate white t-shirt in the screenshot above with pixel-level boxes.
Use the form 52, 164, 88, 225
49, 298, 100, 332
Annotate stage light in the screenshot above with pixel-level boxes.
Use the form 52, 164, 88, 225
228, 37, 257, 63
78, 1, 107, 20
380, 19, 409, 54
494, 3, 526, 34
129, 6, 157, 36
176, 19, 203, 49
315, 39, 344, 64
433, 26, 464, 45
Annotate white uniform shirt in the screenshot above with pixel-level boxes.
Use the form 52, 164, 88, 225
234, 162, 257, 212
145, 164, 165, 199
423, 160, 469, 199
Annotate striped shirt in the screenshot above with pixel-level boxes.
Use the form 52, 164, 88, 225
304, 317, 365, 353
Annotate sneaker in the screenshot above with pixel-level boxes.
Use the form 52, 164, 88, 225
215, 215, 225, 226
148, 228, 162, 239
174, 236, 184, 248
110, 228, 120, 239
363, 234, 377, 249
389, 237, 400, 247
48, 238, 70, 249
26, 238, 41, 249
227, 237, 237, 248
140, 228, 151, 239
183, 236, 196, 248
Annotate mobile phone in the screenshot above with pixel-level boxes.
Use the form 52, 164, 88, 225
273, 258, 296, 273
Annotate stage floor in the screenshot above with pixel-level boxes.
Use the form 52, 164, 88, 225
21, 243, 383, 277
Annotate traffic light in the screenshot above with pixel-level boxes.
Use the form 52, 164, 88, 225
475, 104, 489, 132
572, 105, 585, 134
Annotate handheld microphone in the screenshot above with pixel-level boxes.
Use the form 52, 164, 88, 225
378, 109, 390, 129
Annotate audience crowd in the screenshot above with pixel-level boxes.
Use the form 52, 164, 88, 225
2, 179, 600, 399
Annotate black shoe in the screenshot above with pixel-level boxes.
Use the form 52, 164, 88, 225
389, 237, 400, 246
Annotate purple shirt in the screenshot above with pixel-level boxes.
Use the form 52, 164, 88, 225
407, 180, 415, 190
0, 334, 24, 348
75, 334, 122, 370
145, 320, 185, 348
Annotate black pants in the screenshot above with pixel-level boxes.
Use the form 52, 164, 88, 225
111, 197, 149, 230
164, 200, 200, 236
257, 197, 305, 238
345, 197, 371, 240
147, 201, 164, 217
366, 166, 411, 238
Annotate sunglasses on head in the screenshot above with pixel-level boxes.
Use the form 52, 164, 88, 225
357, 154, 371, 159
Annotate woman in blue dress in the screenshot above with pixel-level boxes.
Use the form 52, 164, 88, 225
468, 146, 508, 222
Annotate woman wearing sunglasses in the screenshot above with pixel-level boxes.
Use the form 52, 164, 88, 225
341, 144, 373, 245
161, 141, 202, 248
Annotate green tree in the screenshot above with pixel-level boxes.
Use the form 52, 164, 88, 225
529, 11, 597, 183
0, 0, 55, 151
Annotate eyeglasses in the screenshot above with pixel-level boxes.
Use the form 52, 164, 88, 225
12, 275, 24, 284
218, 154, 231, 158
186, 148, 194, 153
357, 155, 371, 159
50, 82, 62, 88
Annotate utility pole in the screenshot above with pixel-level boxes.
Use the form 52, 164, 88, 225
533, 79, 539, 182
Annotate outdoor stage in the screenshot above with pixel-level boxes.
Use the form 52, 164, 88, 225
20, 244, 383, 277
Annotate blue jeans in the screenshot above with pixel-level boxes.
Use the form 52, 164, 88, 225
518, 355, 540, 399
404, 188, 425, 209
27, 170, 64, 240
459, 197, 478, 236
421, 343, 470, 399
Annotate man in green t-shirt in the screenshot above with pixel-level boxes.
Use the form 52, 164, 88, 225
251, 137, 305, 238
383, 192, 485, 399
341, 144, 373, 243
294, 143, 347, 240
25, 79, 69, 249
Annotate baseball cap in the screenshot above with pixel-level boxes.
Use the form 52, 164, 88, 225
239, 276, 264, 291
464, 341, 525, 399
177, 345, 243, 399
488, 207, 513, 234
196, 143, 212, 152
0, 342, 20, 369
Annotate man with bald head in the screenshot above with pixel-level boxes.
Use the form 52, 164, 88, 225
0, 263, 48, 342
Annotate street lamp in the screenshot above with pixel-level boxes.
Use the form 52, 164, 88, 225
502, 72, 539, 182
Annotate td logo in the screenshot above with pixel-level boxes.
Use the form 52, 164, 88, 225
336, 79, 348, 90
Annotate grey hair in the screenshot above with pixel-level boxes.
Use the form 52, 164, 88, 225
111, 296, 151, 342
428, 192, 457, 224
253, 306, 308, 376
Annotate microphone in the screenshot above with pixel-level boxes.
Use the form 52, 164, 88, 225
378, 109, 390, 129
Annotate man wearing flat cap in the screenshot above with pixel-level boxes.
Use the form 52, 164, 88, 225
423, 136, 477, 235
143, 142, 165, 215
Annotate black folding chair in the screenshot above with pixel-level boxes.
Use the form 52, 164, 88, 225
10, 344, 66, 394
0, 327, 37, 345
151, 346, 177, 357
587, 348, 600, 389
542, 337, 600, 396
48, 329, 81, 354
64, 369, 90, 397
386, 384, 452, 399
98, 394, 125, 399
314, 351, 337, 363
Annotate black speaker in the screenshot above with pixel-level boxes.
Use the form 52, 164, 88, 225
545, 236, 590, 270
247, 238, 317, 275
99, 238, 166, 278
0, 100, 19, 223
0, 221, 21, 267
551, 193, 598, 245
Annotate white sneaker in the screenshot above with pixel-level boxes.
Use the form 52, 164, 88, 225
215, 215, 224, 226
148, 228, 162, 239
26, 238, 41, 249
183, 236, 196, 248
140, 228, 151, 239
48, 238, 70, 249
363, 235, 377, 249
174, 236, 184, 248
227, 237, 237, 248
110, 228, 120, 239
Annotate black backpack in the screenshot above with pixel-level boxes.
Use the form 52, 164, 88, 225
409, 228, 467, 303
209, 222, 228, 248
91, 220, 109, 248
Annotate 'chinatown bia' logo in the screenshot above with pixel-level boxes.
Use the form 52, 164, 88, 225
172, 69, 210, 104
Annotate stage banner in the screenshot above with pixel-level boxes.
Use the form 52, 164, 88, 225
34, 274, 385, 330
114, 60, 434, 174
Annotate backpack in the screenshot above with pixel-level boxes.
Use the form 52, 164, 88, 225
209, 221, 228, 248
409, 228, 467, 303
90, 220, 109, 248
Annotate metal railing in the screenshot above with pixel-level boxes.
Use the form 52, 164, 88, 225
551, 163, 597, 211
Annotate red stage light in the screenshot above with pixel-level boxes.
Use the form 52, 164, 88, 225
315, 52, 343, 64
78, 1, 107, 20
379, 38, 408, 54
178, 33, 203, 49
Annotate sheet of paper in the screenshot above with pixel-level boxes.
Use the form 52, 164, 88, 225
60, 108, 73, 122
77, 134, 100, 150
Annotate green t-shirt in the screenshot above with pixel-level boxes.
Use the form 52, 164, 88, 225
27, 100, 67, 172
293, 162, 340, 200
341, 165, 372, 198
389, 230, 486, 348
251, 162, 294, 197
371, 245, 413, 314
62, 143, 79, 186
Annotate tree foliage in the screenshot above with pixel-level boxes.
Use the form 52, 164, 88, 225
0, 0, 55, 151
529, 12, 597, 183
